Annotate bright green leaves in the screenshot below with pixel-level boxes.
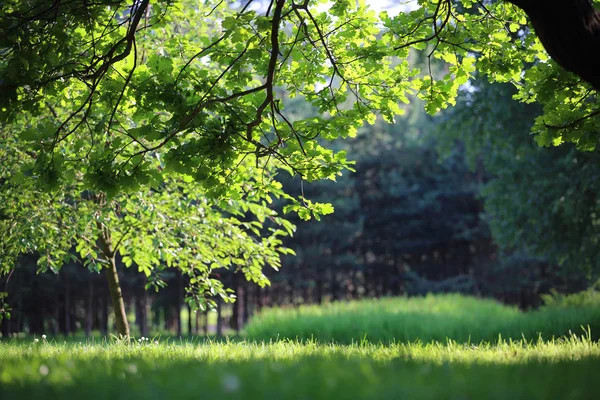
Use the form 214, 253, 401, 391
0, 133, 80, 274
0, 291, 11, 322
421, 56, 477, 115
382, 0, 600, 152
509, 56, 600, 151
4, 0, 600, 308
147, 55, 175, 79
221, 16, 238, 31
283, 198, 335, 221
1, 140, 295, 307
3, 0, 414, 213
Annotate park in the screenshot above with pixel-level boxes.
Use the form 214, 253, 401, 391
1, 0, 600, 398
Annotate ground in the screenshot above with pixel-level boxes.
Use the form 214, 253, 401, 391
1, 336, 598, 399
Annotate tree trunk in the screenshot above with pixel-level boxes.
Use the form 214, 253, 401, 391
176, 271, 183, 337
289, 281, 296, 307
136, 292, 148, 338
141, 291, 149, 338
30, 280, 43, 334
275, 282, 282, 306
100, 288, 109, 336
15, 273, 22, 335
216, 299, 223, 337
256, 286, 263, 312
53, 275, 60, 335
203, 308, 209, 335
153, 305, 160, 331
242, 284, 250, 326
231, 285, 240, 332
0, 315, 8, 337
163, 306, 169, 331
98, 229, 130, 337
103, 257, 129, 336
316, 279, 323, 304
505, 0, 600, 90
264, 285, 271, 307
63, 271, 71, 336
187, 303, 193, 336
85, 279, 94, 337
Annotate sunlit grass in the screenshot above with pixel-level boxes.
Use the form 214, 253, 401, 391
4, 295, 600, 399
245, 294, 600, 344
1, 335, 599, 399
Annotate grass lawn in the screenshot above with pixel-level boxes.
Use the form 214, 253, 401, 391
1, 336, 599, 400
3, 295, 599, 399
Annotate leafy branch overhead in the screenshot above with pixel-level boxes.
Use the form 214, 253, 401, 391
2, 0, 393, 204
2, 0, 600, 263
2, 1, 600, 195
2, 0, 600, 247
2, 0, 600, 336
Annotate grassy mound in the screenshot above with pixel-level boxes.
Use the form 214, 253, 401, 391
244, 294, 600, 344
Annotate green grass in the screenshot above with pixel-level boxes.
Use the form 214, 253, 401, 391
245, 294, 600, 344
1, 335, 599, 400
4, 294, 600, 399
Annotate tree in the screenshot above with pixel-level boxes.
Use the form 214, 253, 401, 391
3, 0, 600, 331
1, 127, 294, 335
437, 78, 600, 296
4, 0, 599, 194
505, 0, 600, 90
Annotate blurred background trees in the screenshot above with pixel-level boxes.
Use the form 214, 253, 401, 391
3, 74, 597, 337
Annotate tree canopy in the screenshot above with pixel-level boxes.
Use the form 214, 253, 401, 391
439, 78, 600, 280
2, 0, 600, 333
2, 0, 599, 195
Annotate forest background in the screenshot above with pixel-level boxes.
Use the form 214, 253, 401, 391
4, 76, 597, 338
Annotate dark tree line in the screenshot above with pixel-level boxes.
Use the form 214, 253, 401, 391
0, 254, 270, 337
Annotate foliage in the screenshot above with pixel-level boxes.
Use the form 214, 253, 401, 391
272, 139, 363, 302
3, 0, 600, 202
0, 292, 10, 321
541, 284, 600, 309
1, 338, 600, 399
482, 143, 600, 276
437, 79, 600, 278
0, 126, 295, 308
475, 252, 588, 308
3, 0, 600, 331
401, 271, 477, 296
244, 294, 600, 344
268, 92, 494, 303
354, 141, 491, 286
0, 0, 398, 216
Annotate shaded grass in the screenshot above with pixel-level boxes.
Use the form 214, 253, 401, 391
245, 294, 600, 344
1, 335, 599, 400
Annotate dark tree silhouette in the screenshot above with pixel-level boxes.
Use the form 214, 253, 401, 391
506, 0, 600, 90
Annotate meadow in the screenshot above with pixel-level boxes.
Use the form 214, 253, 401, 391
2, 294, 599, 399
245, 294, 600, 344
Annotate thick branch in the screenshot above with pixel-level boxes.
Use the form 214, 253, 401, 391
506, 0, 600, 90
